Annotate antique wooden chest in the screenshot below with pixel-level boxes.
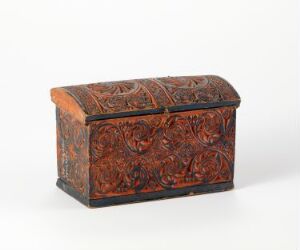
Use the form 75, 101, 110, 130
51, 75, 240, 207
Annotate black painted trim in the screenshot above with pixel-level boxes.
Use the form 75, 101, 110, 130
85, 100, 240, 122
56, 178, 234, 208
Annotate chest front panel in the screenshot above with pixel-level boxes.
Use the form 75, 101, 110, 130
88, 106, 236, 199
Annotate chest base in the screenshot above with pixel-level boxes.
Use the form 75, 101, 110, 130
56, 178, 234, 208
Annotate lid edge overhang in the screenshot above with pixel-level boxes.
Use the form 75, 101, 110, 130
85, 99, 241, 122
51, 87, 87, 123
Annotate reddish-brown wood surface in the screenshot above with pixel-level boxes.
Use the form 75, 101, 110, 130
51, 75, 240, 123
56, 106, 236, 200
89, 107, 236, 199
53, 75, 240, 203
56, 109, 89, 196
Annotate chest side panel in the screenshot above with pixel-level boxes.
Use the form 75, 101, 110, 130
88, 106, 236, 200
56, 108, 90, 197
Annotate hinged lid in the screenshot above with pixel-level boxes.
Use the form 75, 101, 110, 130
51, 75, 240, 123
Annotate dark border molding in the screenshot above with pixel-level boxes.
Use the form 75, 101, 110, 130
85, 100, 240, 122
56, 178, 234, 208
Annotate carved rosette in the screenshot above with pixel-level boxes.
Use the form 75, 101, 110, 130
191, 150, 231, 183
121, 120, 157, 154
194, 111, 224, 145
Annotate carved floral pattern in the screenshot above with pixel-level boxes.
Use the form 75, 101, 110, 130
55, 75, 239, 201
56, 106, 236, 199
89, 106, 236, 199
63, 76, 240, 116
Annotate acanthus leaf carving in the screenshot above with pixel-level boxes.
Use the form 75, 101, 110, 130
89, 107, 236, 199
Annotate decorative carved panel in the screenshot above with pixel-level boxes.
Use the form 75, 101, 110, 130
89, 106, 236, 199
62, 75, 239, 116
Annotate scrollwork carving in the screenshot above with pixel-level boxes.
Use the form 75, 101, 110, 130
62, 76, 240, 116
90, 123, 122, 162
121, 120, 157, 154
191, 150, 230, 183
193, 111, 225, 145
89, 107, 236, 199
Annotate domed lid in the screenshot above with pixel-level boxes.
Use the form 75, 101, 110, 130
51, 75, 240, 123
